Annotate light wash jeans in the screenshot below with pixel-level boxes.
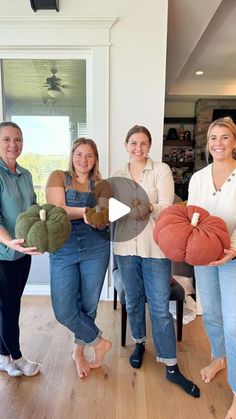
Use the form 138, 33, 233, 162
115, 255, 177, 364
49, 174, 110, 346
50, 222, 110, 345
194, 260, 236, 391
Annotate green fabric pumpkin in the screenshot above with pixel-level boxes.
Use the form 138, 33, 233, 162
15, 204, 71, 253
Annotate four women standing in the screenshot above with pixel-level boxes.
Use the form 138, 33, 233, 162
3, 118, 234, 415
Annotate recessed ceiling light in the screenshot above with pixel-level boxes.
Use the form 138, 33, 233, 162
195, 70, 204, 76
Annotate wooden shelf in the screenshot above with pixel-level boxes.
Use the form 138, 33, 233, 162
163, 117, 195, 200
163, 161, 194, 168
163, 140, 194, 147
164, 117, 196, 124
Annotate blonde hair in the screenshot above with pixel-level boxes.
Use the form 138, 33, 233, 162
68, 138, 102, 182
206, 116, 236, 162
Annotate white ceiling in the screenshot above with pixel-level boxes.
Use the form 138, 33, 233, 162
165, 0, 236, 103
3, 1, 236, 108
3, 59, 86, 108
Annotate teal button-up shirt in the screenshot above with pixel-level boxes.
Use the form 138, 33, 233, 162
0, 158, 36, 260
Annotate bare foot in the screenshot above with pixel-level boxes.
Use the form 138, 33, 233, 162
225, 393, 236, 419
201, 357, 226, 383
72, 344, 91, 378
89, 338, 112, 369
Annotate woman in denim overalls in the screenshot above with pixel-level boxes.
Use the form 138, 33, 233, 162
46, 138, 111, 378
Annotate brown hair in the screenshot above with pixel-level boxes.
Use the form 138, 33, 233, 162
206, 116, 236, 161
125, 125, 152, 144
68, 138, 102, 182
0, 121, 23, 137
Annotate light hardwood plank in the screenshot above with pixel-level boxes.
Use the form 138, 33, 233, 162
0, 297, 232, 419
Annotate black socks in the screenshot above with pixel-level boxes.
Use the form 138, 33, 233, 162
129, 348, 200, 398
166, 364, 200, 398
129, 343, 145, 369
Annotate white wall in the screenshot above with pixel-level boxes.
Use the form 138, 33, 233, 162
0, 0, 169, 173
0, 0, 169, 297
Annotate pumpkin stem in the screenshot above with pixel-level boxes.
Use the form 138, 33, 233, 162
95, 205, 101, 213
39, 209, 46, 221
191, 212, 200, 227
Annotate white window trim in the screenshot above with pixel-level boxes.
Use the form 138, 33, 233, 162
0, 17, 117, 299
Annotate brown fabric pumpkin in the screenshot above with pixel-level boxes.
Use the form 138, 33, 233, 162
153, 204, 231, 265
86, 206, 109, 227
130, 198, 150, 219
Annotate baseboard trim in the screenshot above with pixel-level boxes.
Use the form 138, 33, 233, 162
24, 284, 114, 299
24, 284, 50, 296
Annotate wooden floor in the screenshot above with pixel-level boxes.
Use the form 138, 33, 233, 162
0, 297, 232, 419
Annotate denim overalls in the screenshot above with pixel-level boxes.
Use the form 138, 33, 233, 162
49, 173, 110, 345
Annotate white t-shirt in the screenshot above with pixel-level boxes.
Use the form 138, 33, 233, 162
188, 163, 236, 249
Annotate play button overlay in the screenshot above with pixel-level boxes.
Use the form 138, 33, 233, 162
108, 198, 130, 222
92, 177, 151, 242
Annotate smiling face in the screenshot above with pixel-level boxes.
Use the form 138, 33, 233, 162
72, 143, 96, 177
0, 125, 23, 165
125, 132, 151, 163
207, 125, 236, 163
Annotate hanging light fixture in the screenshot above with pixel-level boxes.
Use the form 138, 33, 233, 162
47, 86, 62, 98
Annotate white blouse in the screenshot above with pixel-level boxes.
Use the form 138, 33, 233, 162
112, 158, 174, 258
188, 163, 236, 249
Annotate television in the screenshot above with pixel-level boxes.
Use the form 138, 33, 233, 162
212, 109, 236, 123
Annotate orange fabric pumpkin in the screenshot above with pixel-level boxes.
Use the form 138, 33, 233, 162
153, 205, 231, 265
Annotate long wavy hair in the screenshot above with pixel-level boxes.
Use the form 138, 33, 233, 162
206, 116, 236, 162
68, 138, 102, 182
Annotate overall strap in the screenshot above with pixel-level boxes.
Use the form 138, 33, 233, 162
65, 171, 72, 187
89, 177, 95, 191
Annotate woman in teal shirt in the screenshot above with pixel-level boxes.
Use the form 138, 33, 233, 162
0, 121, 41, 377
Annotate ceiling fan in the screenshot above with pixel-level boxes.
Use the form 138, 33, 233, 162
44, 67, 71, 98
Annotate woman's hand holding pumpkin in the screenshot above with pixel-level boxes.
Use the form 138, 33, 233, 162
208, 248, 236, 266
83, 207, 99, 228
84, 206, 109, 229
83, 207, 91, 225
6, 238, 42, 255
129, 199, 151, 221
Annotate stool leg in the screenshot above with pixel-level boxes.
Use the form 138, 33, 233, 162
176, 300, 183, 341
121, 304, 127, 347
113, 287, 117, 310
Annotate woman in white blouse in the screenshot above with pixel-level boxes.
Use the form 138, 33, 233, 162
113, 125, 200, 398
188, 117, 236, 419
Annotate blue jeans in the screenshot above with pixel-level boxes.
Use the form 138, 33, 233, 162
50, 223, 110, 345
195, 260, 236, 391
115, 255, 177, 364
